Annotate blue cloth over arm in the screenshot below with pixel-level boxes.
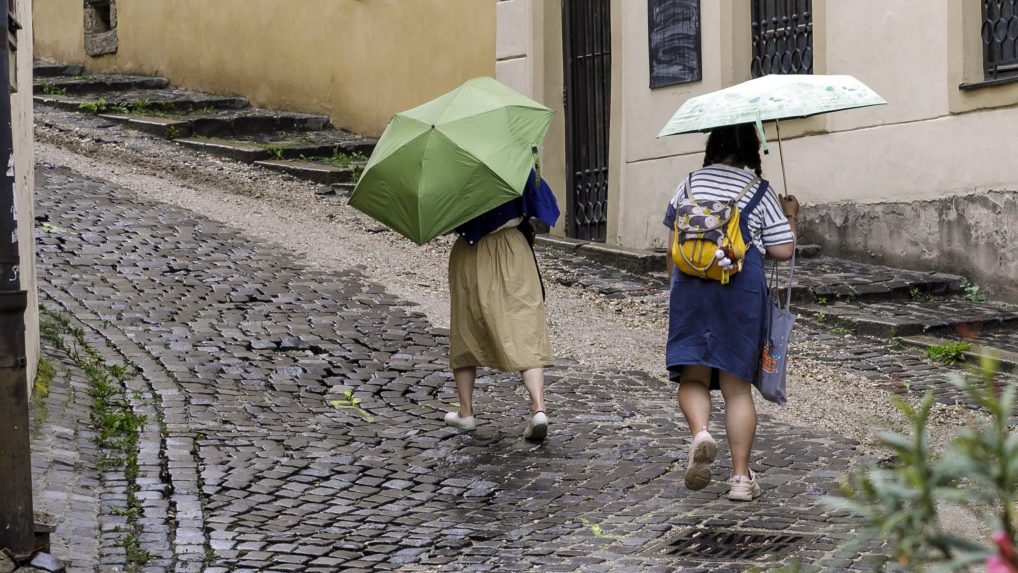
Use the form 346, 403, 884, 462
454, 170, 560, 245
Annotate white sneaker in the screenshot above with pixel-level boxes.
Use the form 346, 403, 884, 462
684, 429, 718, 490
444, 411, 476, 431
524, 411, 548, 441
728, 471, 763, 501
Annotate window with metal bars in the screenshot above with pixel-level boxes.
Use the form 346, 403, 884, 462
750, 0, 813, 78
982, 0, 1018, 80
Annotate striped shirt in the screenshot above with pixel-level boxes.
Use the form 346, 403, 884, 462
662, 164, 793, 254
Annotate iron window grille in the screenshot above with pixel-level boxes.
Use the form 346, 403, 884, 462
982, 0, 1018, 80
751, 0, 813, 78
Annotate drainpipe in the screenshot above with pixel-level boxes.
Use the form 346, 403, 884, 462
0, 0, 35, 559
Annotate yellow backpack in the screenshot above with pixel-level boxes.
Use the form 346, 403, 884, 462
672, 173, 760, 285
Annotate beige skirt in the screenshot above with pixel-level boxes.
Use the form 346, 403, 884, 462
448, 226, 553, 372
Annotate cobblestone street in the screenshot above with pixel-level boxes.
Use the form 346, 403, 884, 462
29, 163, 889, 572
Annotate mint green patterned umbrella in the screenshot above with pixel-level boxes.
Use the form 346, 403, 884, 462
658, 74, 886, 195
657, 74, 886, 137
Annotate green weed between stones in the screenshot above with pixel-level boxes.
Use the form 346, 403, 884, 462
265, 144, 284, 160
78, 97, 128, 114
961, 280, 987, 303
40, 82, 68, 96
166, 125, 179, 140
832, 357, 1017, 571
329, 390, 375, 422
39, 309, 151, 569
925, 341, 970, 366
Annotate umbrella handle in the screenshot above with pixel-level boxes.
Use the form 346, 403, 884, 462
775, 119, 789, 198
755, 116, 769, 155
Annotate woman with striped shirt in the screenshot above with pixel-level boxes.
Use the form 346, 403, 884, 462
662, 123, 799, 502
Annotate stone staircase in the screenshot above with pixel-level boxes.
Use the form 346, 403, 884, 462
33, 62, 375, 195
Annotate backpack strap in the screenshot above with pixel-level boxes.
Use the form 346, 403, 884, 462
741, 178, 770, 219
733, 175, 762, 206
682, 172, 694, 200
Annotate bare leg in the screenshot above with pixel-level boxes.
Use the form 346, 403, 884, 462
719, 371, 757, 477
453, 367, 476, 418
521, 368, 546, 413
678, 365, 712, 436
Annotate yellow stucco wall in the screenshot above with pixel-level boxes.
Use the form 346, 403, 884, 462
33, 0, 496, 136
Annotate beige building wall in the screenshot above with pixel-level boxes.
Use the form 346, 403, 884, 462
506, 0, 1018, 257
14, 0, 38, 386
33, 0, 495, 137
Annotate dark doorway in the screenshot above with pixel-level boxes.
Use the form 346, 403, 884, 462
563, 0, 611, 242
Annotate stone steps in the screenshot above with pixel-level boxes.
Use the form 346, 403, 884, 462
253, 159, 362, 185
34, 88, 249, 113
34, 62, 85, 78
96, 109, 331, 139
796, 298, 1018, 337
899, 334, 1018, 372
775, 256, 964, 303
174, 131, 375, 163
33, 74, 170, 95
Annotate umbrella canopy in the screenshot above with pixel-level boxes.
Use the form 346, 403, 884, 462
657, 74, 887, 137
350, 77, 555, 245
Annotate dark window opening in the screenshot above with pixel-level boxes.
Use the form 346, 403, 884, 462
982, 0, 1018, 80
751, 0, 813, 78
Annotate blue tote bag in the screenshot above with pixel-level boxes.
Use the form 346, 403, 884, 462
758, 249, 797, 405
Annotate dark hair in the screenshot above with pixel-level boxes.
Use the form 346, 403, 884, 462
703, 123, 762, 177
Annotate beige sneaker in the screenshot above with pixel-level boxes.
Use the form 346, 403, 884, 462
728, 471, 763, 501
444, 411, 476, 431
684, 429, 718, 490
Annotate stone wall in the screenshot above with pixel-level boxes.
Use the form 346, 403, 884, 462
799, 191, 1018, 301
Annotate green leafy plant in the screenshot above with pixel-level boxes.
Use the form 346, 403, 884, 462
265, 144, 284, 160
830, 326, 854, 335
961, 280, 987, 303
910, 287, 924, 301
40, 82, 68, 96
329, 390, 375, 422
167, 125, 180, 140
925, 341, 970, 365
813, 311, 828, 323
834, 358, 1018, 571
817, 296, 828, 306
78, 97, 109, 113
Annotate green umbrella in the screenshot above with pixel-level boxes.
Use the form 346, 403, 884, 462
350, 77, 555, 245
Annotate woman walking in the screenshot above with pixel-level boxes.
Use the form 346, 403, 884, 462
663, 123, 798, 500
443, 172, 559, 441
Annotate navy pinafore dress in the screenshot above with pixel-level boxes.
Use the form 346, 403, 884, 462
666, 180, 771, 389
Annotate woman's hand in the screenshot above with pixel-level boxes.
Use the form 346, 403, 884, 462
781, 194, 800, 219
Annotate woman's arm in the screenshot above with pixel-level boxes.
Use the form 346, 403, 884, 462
666, 228, 675, 277
765, 195, 799, 261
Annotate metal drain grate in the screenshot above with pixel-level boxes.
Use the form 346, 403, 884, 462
657, 528, 819, 561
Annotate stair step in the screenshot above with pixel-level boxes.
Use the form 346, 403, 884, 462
174, 132, 375, 163
34, 62, 85, 78
35, 88, 248, 113
96, 109, 331, 139
796, 244, 821, 258
34, 74, 170, 95
797, 299, 1018, 337
96, 113, 191, 138
776, 257, 964, 303
253, 159, 360, 185
174, 137, 271, 162
900, 334, 1018, 372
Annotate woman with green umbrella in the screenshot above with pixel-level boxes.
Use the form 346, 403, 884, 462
443, 171, 561, 441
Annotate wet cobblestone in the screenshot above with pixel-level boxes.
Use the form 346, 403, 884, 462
32, 163, 889, 571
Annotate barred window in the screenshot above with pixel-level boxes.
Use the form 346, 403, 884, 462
751, 0, 813, 78
982, 0, 1018, 80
